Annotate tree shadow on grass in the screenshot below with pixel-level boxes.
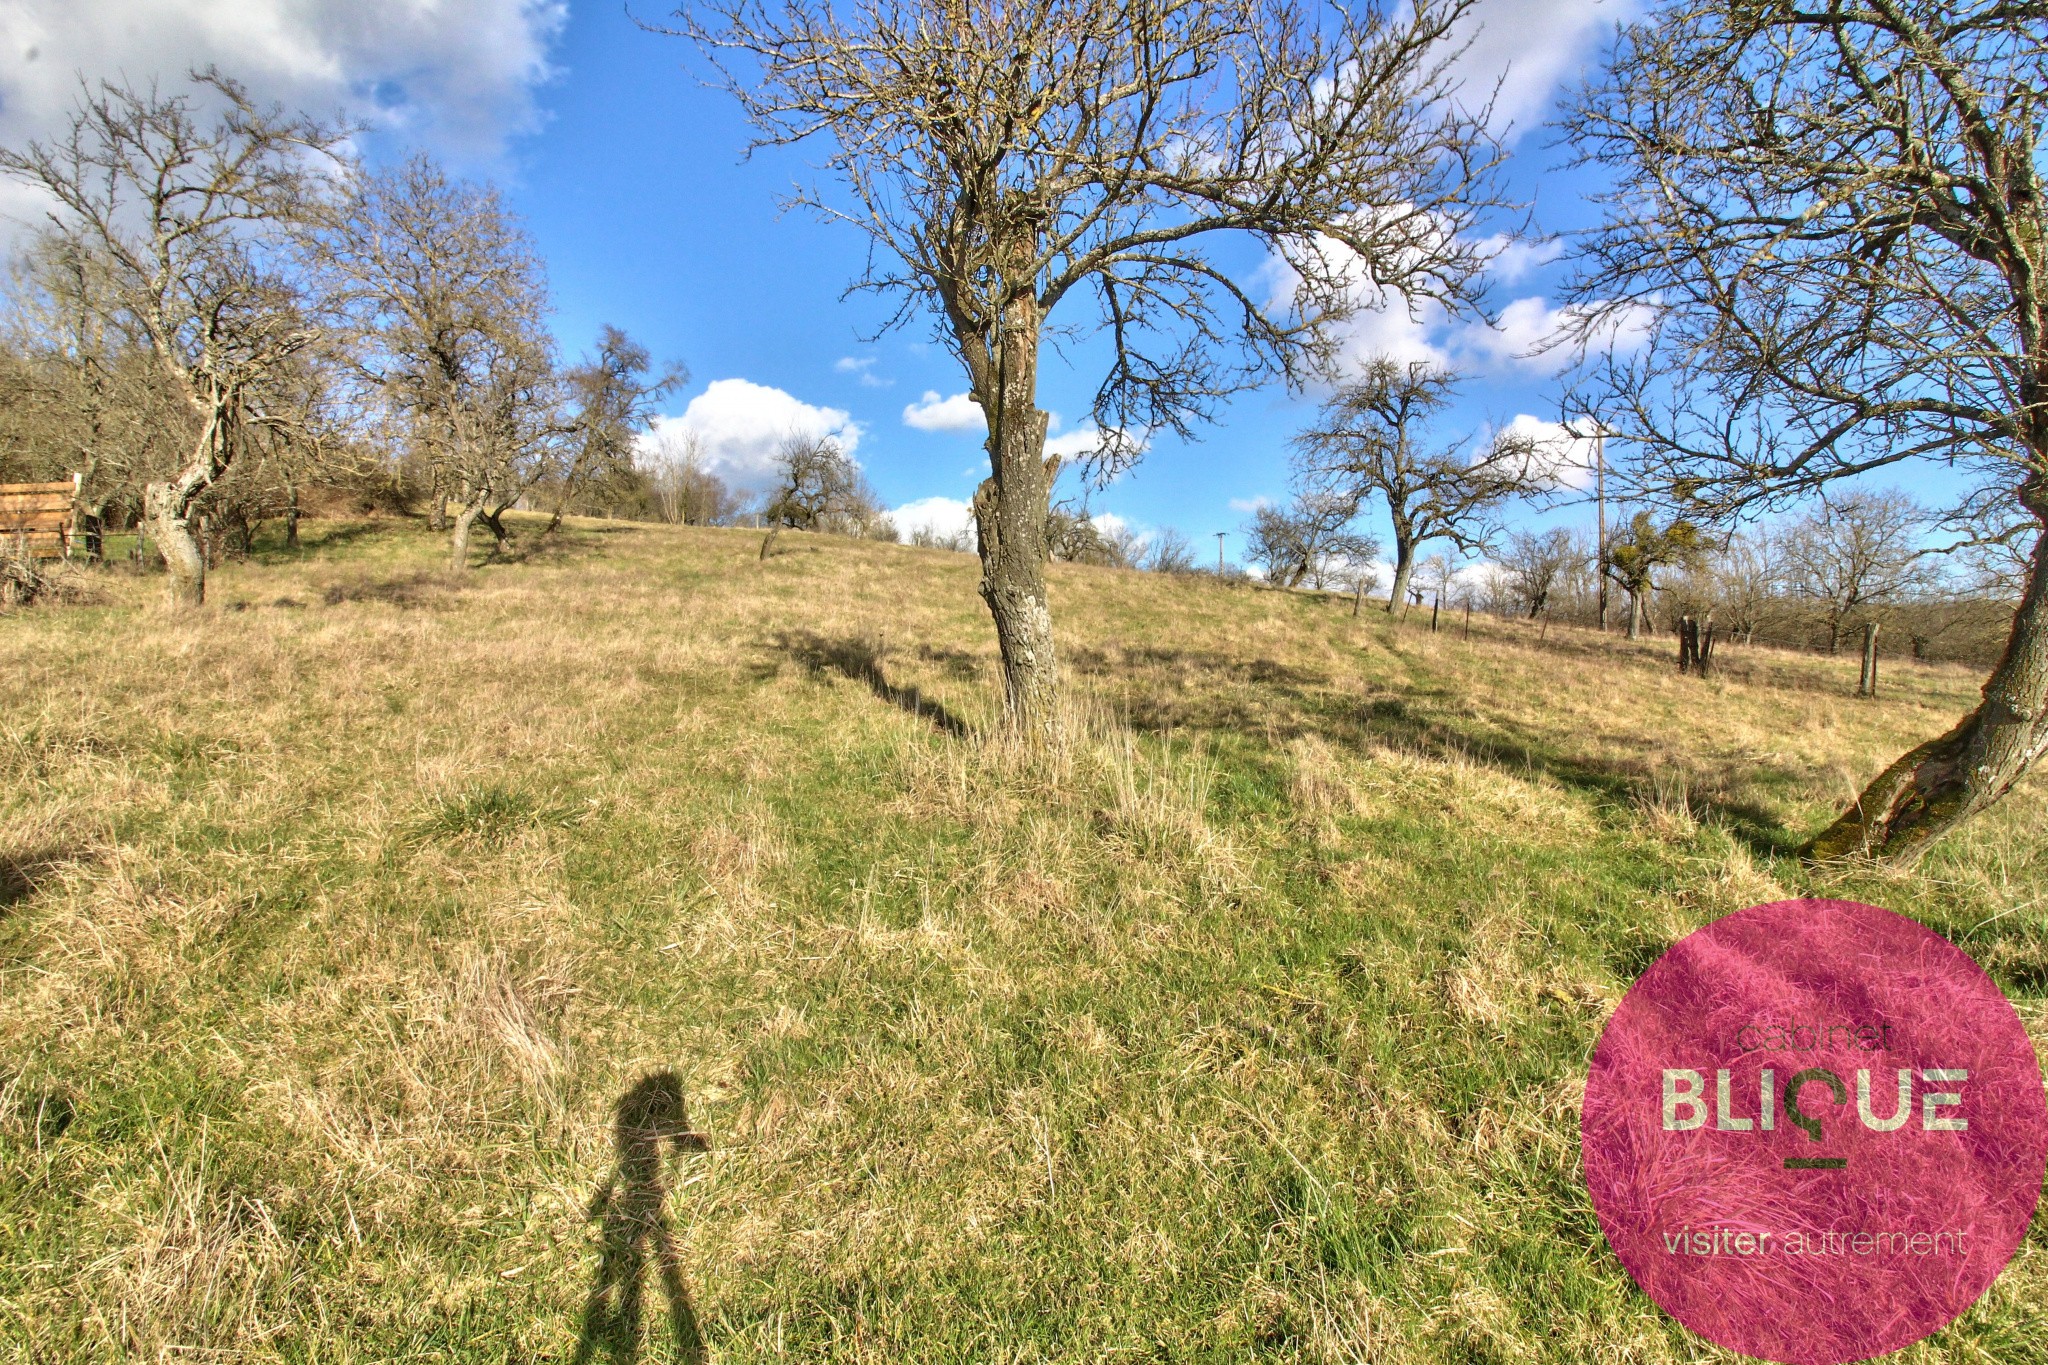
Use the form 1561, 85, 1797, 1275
1340, 694, 1802, 857
1077, 637, 1800, 855
319, 571, 469, 609
771, 629, 973, 738
574, 1071, 711, 1365
1065, 643, 1331, 740
0, 845, 92, 915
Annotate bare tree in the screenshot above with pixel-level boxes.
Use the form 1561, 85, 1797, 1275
1101, 522, 1147, 569
446, 334, 562, 568
0, 235, 183, 549
319, 153, 557, 569
1293, 357, 1542, 611
1144, 527, 1200, 575
642, 427, 744, 526
1241, 494, 1368, 589
1499, 526, 1578, 619
0, 71, 346, 605
910, 523, 976, 553
1780, 491, 1930, 653
758, 432, 869, 557
1563, 0, 2048, 861
675, 0, 1505, 743
1705, 529, 1784, 646
1047, 500, 1131, 567
1347, 560, 1383, 616
550, 326, 687, 534
1415, 551, 1458, 610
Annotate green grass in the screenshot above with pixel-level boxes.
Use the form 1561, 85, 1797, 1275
1, 515, 2044, 1362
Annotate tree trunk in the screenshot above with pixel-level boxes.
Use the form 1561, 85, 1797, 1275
145, 480, 208, 608
144, 408, 229, 609
971, 299, 1059, 746
1385, 540, 1415, 614
1626, 590, 1642, 640
285, 483, 300, 550
427, 467, 449, 532
449, 494, 486, 572
1804, 520, 2048, 863
483, 504, 514, 552
82, 500, 106, 562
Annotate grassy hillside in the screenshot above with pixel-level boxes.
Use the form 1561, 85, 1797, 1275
3, 518, 2044, 1363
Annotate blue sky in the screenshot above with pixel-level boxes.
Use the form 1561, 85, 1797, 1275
1, 0, 1637, 564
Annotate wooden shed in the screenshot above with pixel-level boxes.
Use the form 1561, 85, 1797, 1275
0, 475, 79, 559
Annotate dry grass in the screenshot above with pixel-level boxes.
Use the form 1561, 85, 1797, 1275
1, 515, 2043, 1362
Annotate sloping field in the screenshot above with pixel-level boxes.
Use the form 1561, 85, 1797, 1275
3, 519, 2043, 1362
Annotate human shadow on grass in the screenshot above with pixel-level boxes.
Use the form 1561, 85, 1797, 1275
771, 629, 973, 738
574, 1072, 711, 1365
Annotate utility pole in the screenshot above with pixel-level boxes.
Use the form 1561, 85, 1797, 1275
1567, 419, 1612, 632
1215, 531, 1226, 575
1594, 427, 1609, 632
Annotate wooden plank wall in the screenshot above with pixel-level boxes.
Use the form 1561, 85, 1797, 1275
0, 478, 77, 559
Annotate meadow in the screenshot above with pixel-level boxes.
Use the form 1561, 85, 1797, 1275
2, 517, 2043, 1363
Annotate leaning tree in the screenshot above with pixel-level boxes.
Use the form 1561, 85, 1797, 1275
0, 70, 347, 606
1564, 0, 2048, 862
675, 0, 1503, 743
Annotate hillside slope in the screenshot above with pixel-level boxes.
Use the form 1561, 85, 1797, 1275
3, 519, 2044, 1362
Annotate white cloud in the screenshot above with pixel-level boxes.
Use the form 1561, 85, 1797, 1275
1460, 296, 1574, 371
891, 495, 977, 548
835, 355, 891, 388
1258, 226, 1456, 372
1459, 295, 1656, 373
1448, 0, 1636, 139
1229, 496, 1274, 514
902, 389, 984, 433
0, 0, 565, 167
646, 378, 864, 489
1489, 413, 1605, 490
1045, 425, 1144, 466
1478, 234, 1565, 287
1270, 242, 1652, 377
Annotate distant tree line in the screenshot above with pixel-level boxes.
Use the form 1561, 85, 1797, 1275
0, 70, 751, 600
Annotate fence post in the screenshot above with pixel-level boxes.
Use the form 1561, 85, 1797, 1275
1698, 618, 1715, 679
1858, 622, 1880, 697
1430, 592, 1440, 633
1463, 601, 1471, 639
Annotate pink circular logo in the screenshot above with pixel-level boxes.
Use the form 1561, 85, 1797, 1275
1582, 899, 2046, 1363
